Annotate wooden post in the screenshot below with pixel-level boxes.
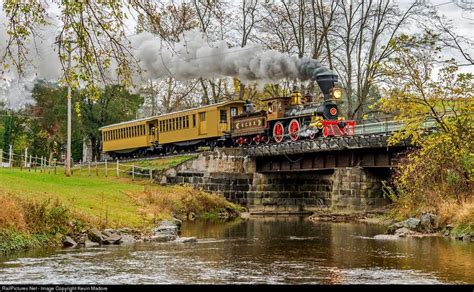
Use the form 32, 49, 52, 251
95, 158, 98, 176
29, 154, 32, 171
105, 159, 108, 177
88, 161, 91, 176
9, 145, 13, 168
34, 155, 37, 172
116, 159, 119, 177
40, 157, 43, 172
132, 165, 135, 181
149, 168, 153, 181
24, 148, 28, 168
54, 159, 57, 175
0, 149, 3, 167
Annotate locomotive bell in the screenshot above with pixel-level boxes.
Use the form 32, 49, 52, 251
316, 74, 338, 101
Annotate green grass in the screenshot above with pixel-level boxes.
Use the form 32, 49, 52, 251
121, 155, 197, 170
0, 168, 147, 228
67, 154, 197, 179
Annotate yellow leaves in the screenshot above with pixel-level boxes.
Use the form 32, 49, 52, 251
74, 102, 81, 117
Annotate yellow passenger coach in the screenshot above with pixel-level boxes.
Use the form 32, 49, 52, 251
99, 100, 245, 158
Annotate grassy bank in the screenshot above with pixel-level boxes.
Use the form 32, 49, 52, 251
0, 166, 242, 254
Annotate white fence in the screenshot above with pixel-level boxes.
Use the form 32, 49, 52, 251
0, 147, 157, 181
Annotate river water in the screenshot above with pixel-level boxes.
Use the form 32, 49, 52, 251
0, 217, 473, 284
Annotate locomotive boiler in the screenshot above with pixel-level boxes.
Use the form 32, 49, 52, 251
231, 74, 356, 145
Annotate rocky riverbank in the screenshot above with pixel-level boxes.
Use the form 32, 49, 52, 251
308, 209, 473, 243
382, 212, 473, 242
307, 209, 389, 224
61, 218, 197, 248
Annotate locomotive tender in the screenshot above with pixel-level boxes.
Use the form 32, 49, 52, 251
99, 73, 355, 158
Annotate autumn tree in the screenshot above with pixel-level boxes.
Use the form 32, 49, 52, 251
379, 33, 473, 220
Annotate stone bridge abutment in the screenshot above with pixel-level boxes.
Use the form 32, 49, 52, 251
158, 147, 394, 214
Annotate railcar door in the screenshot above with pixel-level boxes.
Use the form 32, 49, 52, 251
198, 111, 207, 135
148, 122, 158, 145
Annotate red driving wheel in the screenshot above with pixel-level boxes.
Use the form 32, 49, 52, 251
288, 119, 300, 142
273, 122, 284, 143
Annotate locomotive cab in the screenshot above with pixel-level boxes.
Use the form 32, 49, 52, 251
262, 96, 291, 121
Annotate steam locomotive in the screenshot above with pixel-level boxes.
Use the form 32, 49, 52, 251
230, 74, 355, 145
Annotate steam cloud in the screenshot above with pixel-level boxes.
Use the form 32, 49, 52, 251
1, 20, 331, 108
131, 30, 331, 83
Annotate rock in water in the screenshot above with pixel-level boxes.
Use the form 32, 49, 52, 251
174, 237, 197, 243
84, 240, 100, 248
172, 217, 182, 228
62, 236, 77, 248
419, 213, 439, 233
374, 234, 400, 240
87, 228, 104, 243
395, 227, 410, 237
387, 223, 403, 234
462, 234, 472, 242
153, 220, 180, 236
120, 234, 136, 245
150, 234, 177, 242
102, 234, 122, 245
401, 218, 420, 230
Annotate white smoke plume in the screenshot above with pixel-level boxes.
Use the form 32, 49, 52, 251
131, 29, 331, 84
0, 10, 62, 109
1, 20, 331, 108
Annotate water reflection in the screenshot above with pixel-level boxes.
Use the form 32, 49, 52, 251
0, 216, 473, 284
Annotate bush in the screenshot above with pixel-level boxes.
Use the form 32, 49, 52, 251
131, 185, 243, 222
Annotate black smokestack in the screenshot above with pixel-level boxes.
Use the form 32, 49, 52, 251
316, 74, 338, 100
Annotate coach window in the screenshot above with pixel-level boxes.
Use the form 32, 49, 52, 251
193, 114, 196, 127
220, 110, 227, 123
230, 107, 238, 117
199, 112, 206, 121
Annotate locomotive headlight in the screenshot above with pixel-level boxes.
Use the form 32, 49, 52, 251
332, 88, 342, 99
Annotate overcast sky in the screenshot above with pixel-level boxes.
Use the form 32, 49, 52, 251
401, 0, 474, 72
0, 0, 473, 108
